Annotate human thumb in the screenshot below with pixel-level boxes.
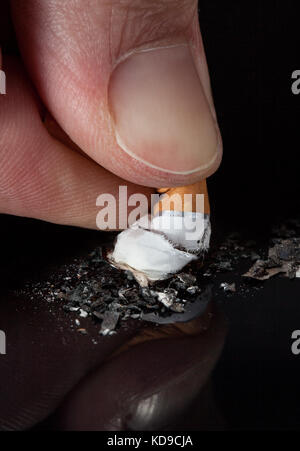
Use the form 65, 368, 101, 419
12, 0, 222, 187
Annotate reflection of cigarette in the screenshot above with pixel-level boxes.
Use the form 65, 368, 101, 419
110, 181, 211, 285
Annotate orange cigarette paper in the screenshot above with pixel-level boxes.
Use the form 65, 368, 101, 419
155, 181, 210, 215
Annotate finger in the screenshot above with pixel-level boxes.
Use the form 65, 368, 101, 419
11, 0, 222, 188
0, 57, 153, 229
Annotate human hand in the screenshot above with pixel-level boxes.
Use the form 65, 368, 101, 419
0, 0, 222, 229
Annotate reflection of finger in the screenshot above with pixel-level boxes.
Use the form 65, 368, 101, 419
0, 292, 144, 430
50, 307, 227, 431
111, 301, 214, 359
0, 58, 153, 229
12, 0, 222, 188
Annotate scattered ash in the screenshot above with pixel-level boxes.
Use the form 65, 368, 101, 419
199, 218, 300, 299
17, 247, 208, 336
243, 238, 300, 280
16, 218, 300, 335
220, 282, 236, 293
197, 232, 265, 299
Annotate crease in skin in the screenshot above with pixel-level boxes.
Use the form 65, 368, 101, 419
112, 43, 189, 70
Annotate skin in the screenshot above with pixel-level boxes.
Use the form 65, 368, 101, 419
1, 0, 222, 229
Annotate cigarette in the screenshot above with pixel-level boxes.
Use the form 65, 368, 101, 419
110, 181, 211, 285
43, 113, 211, 284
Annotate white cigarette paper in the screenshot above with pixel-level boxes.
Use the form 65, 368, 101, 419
110, 181, 211, 284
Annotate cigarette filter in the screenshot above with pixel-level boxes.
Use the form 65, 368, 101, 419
110, 181, 211, 285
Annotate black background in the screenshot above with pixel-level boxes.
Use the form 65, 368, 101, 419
1, 0, 300, 431
201, 0, 300, 226
201, 0, 300, 430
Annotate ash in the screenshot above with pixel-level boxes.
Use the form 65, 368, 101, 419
18, 218, 300, 335
206, 218, 300, 298
243, 238, 300, 280
19, 247, 205, 335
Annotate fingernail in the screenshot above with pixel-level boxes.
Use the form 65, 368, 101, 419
109, 45, 220, 175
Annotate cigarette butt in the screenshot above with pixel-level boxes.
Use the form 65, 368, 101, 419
110, 181, 211, 284
44, 112, 211, 284
155, 181, 210, 215
150, 181, 210, 254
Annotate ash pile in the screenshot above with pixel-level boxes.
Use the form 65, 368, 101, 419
18, 217, 300, 336
20, 247, 206, 336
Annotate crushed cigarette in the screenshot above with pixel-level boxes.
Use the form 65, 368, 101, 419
17, 217, 300, 337
110, 181, 211, 284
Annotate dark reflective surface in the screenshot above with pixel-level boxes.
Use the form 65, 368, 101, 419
0, 214, 300, 430
0, 216, 227, 430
